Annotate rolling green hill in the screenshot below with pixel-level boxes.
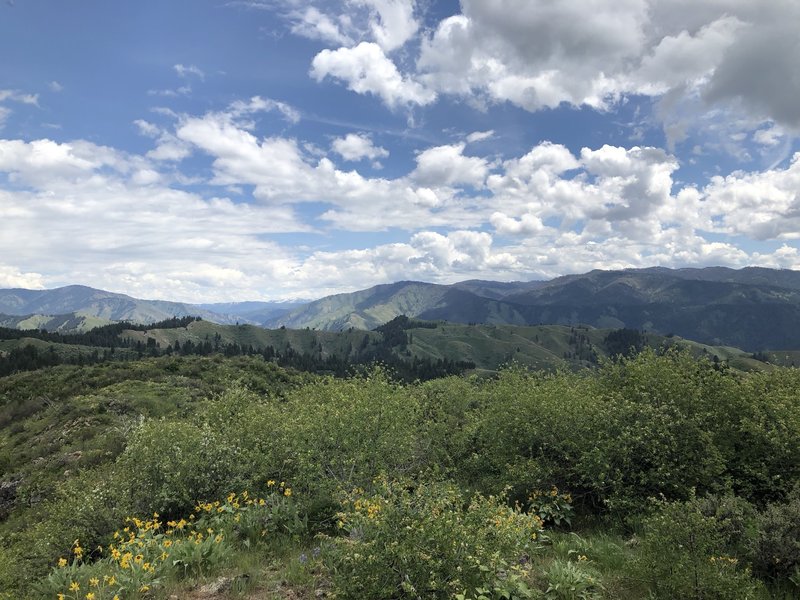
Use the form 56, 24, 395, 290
0, 312, 113, 332
123, 318, 768, 374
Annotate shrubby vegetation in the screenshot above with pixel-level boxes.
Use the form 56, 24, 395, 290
0, 348, 799, 597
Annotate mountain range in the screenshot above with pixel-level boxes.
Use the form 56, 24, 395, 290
264, 267, 800, 350
4, 266, 800, 350
0, 285, 302, 328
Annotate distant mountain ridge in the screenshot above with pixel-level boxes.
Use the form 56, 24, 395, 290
0, 285, 243, 326
5, 266, 800, 350
266, 267, 800, 350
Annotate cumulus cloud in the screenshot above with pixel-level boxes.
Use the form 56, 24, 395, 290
0, 264, 45, 289
297, 0, 799, 138
356, 0, 418, 51
417, 0, 800, 130
0, 138, 129, 185
4, 88, 800, 300
0, 138, 313, 302
412, 143, 489, 188
169, 103, 489, 232
699, 152, 800, 240
310, 42, 435, 108
331, 133, 389, 162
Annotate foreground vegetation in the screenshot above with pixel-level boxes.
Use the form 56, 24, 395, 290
1, 348, 799, 598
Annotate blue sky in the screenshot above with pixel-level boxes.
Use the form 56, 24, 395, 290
1, 0, 799, 302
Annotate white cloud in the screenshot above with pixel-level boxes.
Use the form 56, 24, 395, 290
0, 90, 39, 106
412, 143, 489, 188
356, 0, 418, 51
466, 130, 494, 143
0, 139, 312, 302
49, 81, 64, 92
490, 212, 546, 236
171, 104, 493, 231
288, 0, 416, 51
0, 265, 45, 289
285, 0, 800, 135
310, 42, 435, 108
331, 133, 389, 161
135, 119, 192, 162
632, 16, 744, 94
4, 86, 800, 300
174, 63, 205, 79
0, 89, 40, 130
0, 138, 127, 185
417, 1, 649, 111
753, 124, 784, 147
699, 152, 800, 240
291, 7, 354, 46
229, 95, 301, 124
289, 229, 518, 294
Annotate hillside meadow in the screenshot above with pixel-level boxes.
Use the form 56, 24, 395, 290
0, 350, 799, 598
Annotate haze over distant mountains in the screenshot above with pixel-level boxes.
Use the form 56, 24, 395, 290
0, 285, 304, 329
4, 266, 800, 350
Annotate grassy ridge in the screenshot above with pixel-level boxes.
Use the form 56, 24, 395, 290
125, 319, 771, 373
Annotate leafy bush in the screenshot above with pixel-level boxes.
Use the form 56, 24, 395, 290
271, 372, 425, 501
527, 487, 574, 527
631, 498, 767, 599
752, 484, 800, 583
321, 479, 543, 599
117, 419, 238, 517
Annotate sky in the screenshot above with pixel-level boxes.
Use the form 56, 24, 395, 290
1, 0, 799, 302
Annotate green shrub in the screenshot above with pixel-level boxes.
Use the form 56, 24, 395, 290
274, 372, 424, 496
117, 419, 238, 517
321, 479, 543, 599
632, 498, 767, 599
527, 486, 574, 527
753, 484, 800, 583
